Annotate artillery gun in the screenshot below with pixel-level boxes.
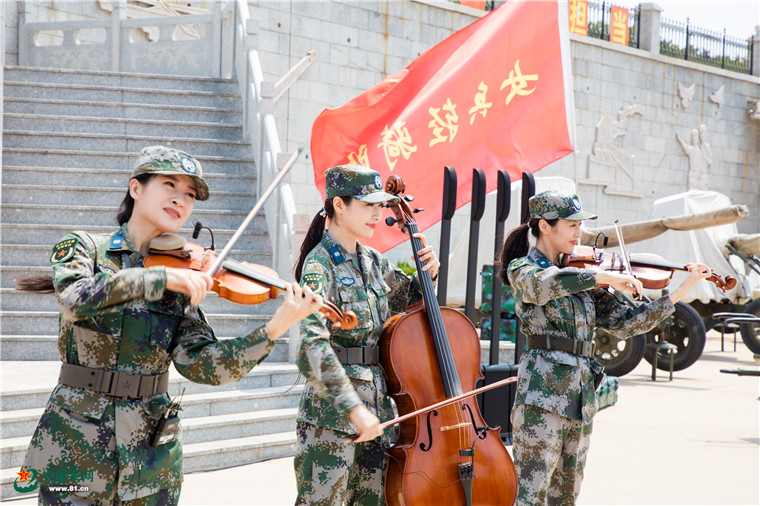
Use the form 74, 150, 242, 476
582, 193, 757, 377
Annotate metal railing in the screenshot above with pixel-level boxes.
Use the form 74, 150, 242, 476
660, 17, 753, 75
586, 1, 640, 48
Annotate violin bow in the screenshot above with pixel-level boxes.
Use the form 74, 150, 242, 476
348, 376, 518, 442
613, 220, 641, 297
206, 148, 302, 277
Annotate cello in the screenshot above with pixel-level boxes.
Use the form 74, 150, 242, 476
379, 175, 518, 506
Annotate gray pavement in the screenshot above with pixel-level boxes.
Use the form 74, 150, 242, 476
6, 332, 759, 505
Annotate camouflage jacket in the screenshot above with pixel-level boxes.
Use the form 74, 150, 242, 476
296, 230, 423, 434
508, 247, 675, 423
24, 224, 274, 501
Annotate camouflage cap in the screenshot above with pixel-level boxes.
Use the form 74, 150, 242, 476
529, 190, 597, 221
324, 164, 400, 204
132, 146, 209, 201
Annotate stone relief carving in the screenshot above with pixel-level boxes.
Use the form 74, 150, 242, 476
580, 103, 645, 197
708, 85, 725, 112
748, 100, 760, 126
677, 82, 696, 108
676, 124, 711, 190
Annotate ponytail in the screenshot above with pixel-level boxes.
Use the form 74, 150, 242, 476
498, 218, 558, 285
294, 197, 352, 282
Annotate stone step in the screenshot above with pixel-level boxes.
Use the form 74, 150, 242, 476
0, 361, 301, 411
0, 384, 303, 440
3, 147, 256, 173
2, 183, 258, 210
1, 166, 256, 196
3, 130, 251, 158
182, 431, 297, 474
4, 96, 242, 124
0, 203, 268, 229
181, 408, 297, 445
3, 113, 244, 141
3, 80, 240, 108
4, 66, 240, 94
0, 222, 267, 253
0, 311, 271, 337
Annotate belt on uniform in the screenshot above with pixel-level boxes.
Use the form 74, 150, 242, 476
526, 335, 596, 358
58, 363, 169, 399
333, 345, 379, 365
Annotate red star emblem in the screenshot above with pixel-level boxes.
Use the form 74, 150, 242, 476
16, 467, 31, 483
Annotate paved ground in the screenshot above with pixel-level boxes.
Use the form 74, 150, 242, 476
7, 332, 759, 505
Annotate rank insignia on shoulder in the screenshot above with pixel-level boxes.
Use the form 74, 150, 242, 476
340, 276, 355, 287
50, 237, 79, 264
303, 272, 327, 295
329, 246, 345, 264
98, 264, 116, 276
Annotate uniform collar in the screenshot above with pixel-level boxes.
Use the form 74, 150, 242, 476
109, 223, 138, 253
529, 247, 555, 268
320, 230, 367, 266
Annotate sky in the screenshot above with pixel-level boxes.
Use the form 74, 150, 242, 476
613, 0, 760, 40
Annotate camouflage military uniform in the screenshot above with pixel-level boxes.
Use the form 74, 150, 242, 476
507, 247, 675, 505
24, 227, 274, 503
294, 229, 423, 505
505, 190, 676, 505
293, 163, 433, 505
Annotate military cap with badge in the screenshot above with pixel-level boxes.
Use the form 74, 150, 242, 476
529, 190, 597, 221
133, 145, 209, 201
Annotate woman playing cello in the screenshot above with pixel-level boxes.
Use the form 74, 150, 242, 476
293, 164, 439, 505
500, 190, 712, 505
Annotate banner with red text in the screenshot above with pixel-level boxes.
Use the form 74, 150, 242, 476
311, 0, 575, 252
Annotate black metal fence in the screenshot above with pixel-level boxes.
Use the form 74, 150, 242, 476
586, 1, 640, 48
660, 17, 753, 75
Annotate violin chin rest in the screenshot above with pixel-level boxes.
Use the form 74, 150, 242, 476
149, 234, 187, 251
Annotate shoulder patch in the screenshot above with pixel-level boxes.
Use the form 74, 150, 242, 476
303, 272, 327, 294
508, 257, 532, 271
50, 237, 79, 264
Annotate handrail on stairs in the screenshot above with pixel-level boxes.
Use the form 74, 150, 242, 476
230, 0, 313, 281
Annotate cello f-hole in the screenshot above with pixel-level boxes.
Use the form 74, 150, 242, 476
461, 403, 487, 440
420, 410, 437, 452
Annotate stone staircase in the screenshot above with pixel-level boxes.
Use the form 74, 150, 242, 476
0, 66, 303, 500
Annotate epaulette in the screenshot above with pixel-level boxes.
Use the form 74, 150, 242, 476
508, 257, 533, 271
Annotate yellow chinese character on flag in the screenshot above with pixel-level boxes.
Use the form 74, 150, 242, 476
347, 144, 370, 167
500, 60, 538, 106
428, 98, 459, 147
377, 121, 417, 171
568, 0, 588, 36
468, 82, 493, 125
610, 6, 629, 46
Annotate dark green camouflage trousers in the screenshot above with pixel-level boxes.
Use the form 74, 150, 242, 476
511, 404, 592, 505
294, 421, 386, 505
39, 486, 180, 505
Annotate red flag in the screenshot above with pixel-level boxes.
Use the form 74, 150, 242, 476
311, 0, 574, 252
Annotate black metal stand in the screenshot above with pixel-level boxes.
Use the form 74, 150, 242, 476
464, 169, 486, 323
437, 166, 457, 307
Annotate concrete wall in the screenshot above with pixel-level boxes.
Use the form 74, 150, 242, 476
5, 0, 759, 258
246, 0, 759, 265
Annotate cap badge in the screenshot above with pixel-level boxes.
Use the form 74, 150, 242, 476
374, 175, 382, 190
180, 156, 197, 175
571, 196, 581, 211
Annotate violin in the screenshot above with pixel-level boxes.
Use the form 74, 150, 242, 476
379, 175, 517, 505
563, 244, 737, 292
144, 237, 357, 329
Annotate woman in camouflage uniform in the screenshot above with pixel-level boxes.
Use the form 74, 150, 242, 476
293, 164, 440, 505
18, 146, 322, 505
499, 190, 712, 505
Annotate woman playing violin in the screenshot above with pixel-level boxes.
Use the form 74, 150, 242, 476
293, 164, 439, 505
17, 146, 323, 505
500, 190, 711, 505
